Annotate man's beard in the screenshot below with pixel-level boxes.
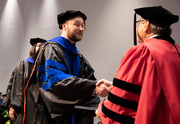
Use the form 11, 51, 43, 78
68, 32, 83, 42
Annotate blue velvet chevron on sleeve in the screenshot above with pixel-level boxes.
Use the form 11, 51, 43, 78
38, 59, 73, 90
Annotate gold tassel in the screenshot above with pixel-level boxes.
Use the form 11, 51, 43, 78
84, 21, 87, 31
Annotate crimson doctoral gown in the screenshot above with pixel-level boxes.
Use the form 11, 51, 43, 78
98, 37, 180, 124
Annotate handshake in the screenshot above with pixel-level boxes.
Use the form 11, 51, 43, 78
93, 79, 112, 97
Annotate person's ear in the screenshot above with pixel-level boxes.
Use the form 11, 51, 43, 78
144, 20, 151, 33
62, 23, 67, 31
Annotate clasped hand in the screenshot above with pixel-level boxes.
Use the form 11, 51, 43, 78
93, 79, 112, 97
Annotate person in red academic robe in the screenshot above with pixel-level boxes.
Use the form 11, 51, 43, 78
96, 6, 180, 124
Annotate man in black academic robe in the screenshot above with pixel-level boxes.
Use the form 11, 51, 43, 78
25, 10, 111, 124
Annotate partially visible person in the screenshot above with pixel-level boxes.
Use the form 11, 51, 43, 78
1, 72, 14, 109
96, 6, 180, 124
24, 10, 112, 124
0, 92, 3, 104
1, 92, 10, 124
2, 38, 46, 124
1, 94, 6, 104
0, 92, 5, 121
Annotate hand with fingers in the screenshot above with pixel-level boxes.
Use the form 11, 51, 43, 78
98, 79, 112, 89
9, 106, 17, 121
94, 79, 112, 97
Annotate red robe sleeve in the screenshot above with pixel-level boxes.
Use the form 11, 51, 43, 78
98, 44, 155, 124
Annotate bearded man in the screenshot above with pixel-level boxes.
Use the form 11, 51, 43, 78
23, 10, 111, 124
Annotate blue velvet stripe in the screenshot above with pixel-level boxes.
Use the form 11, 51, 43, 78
47, 68, 66, 76
72, 114, 75, 124
49, 36, 80, 76
38, 59, 67, 73
39, 37, 82, 90
64, 50, 71, 73
49, 36, 79, 54
38, 65, 46, 73
41, 68, 71, 82
63, 50, 80, 76
25, 57, 34, 63
40, 74, 47, 82
73, 55, 80, 76
46, 59, 67, 71
38, 59, 74, 90
42, 73, 73, 90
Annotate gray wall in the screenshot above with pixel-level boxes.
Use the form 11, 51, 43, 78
0, 0, 180, 94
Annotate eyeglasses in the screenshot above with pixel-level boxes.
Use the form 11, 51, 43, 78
136, 20, 145, 26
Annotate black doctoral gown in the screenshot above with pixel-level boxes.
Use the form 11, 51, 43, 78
26, 37, 100, 124
3, 59, 34, 124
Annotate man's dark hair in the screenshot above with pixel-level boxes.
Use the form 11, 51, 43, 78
29, 44, 37, 60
